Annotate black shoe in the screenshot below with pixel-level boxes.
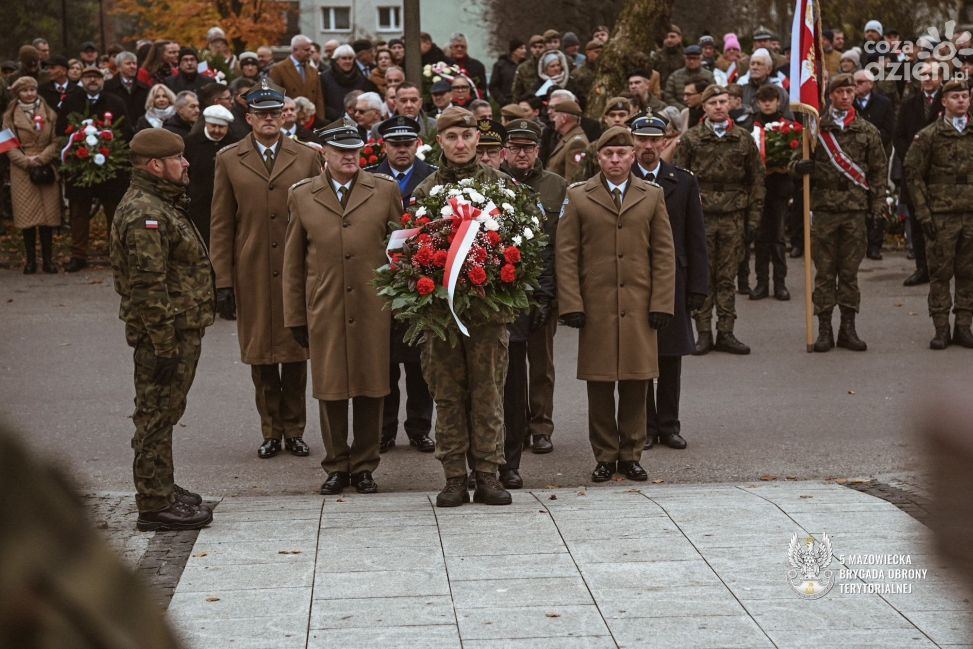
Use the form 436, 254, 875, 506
473, 472, 512, 505
42, 260, 58, 273
284, 437, 310, 456
866, 246, 883, 260
789, 246, 803, 258
903, 269, 929, 287
136, 501, 212, 531
715, 332, 751, 355
591, 462, 616, 482
737, 279, 750, 295
618, 461, 648, 481
531, 435, 553, 454
837, 309, 867, 351
320, 472, 350, 495
379, 438, 395, 453
258, 439, 281, 459
173, 484, 203, 506
64, 258, 88, 273
658, 433, 687, 449
773, 284, 790, 301
352, 471, 378, 494
23, 261, 37, 274
749, 282, 769, 300
930, 325, 951, 350
499, 468, 523, 489
644, 435, 657, 450
954, 325, 973, 348
436, 476, 470, 507
408, 435, 436, 452
693, 331, 713, 356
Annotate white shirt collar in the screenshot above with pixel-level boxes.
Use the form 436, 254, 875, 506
858, 93, 871, 105
281, 125, 296, 137
290, 55, 304, 69
390, 164, 413, 178
606, 178, 629, 195
254, 137, 281, 157
331, 177, 353, 194
639, 162, 661, 179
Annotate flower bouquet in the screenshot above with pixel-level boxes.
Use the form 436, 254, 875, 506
60, 111, 129, 187
375, 178, 549, 346
756, 119, 804, 171
359, 137, 386, 168
421, 61, 470, 100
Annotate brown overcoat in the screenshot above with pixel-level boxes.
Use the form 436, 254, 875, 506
210, 135, 321, 365
556, 174, 676, 381
546, 123, 588, 182
269, 58, 326, 122
3, 100, 61, 229
282, 171, 400, 400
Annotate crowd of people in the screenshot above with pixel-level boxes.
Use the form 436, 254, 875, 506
3, 16, 972, 529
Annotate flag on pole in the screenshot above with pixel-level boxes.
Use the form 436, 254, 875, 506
789, 0, 824, 117
0, 128, 20, 154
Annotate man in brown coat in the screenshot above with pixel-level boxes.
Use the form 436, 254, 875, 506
269, 35, 325, 122
210, 84, 321, 459
556, 126, 676, 483
545, 100, 589, 182
282, 125, 401, 495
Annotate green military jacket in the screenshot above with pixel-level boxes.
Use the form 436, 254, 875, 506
110, 171, 215, 357
501, 159, 567, 240
904, 116, 973, 223
511, 56, 540, 102
673, 119, 765, 227
653, 46, 684, 86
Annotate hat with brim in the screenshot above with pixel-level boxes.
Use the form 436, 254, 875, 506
430, 79, 451, 95
317, 125, 364, 150
80, 64, 102, 78
506, 119, 541, 142
247, 83, 285, 110
202, 105, 235, 125
630, 115, 669, 138
378, 115, 421, 142
477, 118, 506, 148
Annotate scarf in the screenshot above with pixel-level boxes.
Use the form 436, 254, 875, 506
537, 51, 569, 88
145, 105, 176, 128
16, 99, 40, 119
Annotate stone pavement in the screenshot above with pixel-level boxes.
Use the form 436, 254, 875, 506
164, 482, 972, 649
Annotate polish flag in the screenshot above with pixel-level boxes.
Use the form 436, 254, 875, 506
789, 0, 823, 117
0, 128, 20, 154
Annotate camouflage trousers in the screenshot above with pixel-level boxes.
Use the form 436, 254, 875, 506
695, 210, 745, 333
926, 213, 973, 326
811, 211, 866, 315
421, 324, 509, 479
131, 328, 203, 513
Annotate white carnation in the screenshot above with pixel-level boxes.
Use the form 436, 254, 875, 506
501, 202, 515, 213
523, 228, 534, 240
83, 125, 97, 135
85, 134, 98, 147
483, 217, 500, 231
512, 235, 523, 246
531, 216, 540, 227
415, 206, 427, 218
93, 153, 106, 166
447, 188, 462, 197
430, 185, 443, 196
459, 178, 474, 186
466, 190, 485, 203
441, 205, 454, 217
503, 188, 515, 198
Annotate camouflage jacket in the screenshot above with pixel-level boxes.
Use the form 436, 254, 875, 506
110, 171, 215, 357
663, 66, 714, 107
511, 56, 540, 102
904, 116, 973, 222
800, 110, 887, 215
673, 120, 765, 227
412, 158, 513, 200
652, 46, 684, 86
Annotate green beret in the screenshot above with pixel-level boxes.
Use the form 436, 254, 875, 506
551, 100, 583, 117
437, 106, 478, 131
942, 78, 969, 96
596, 125, 634, 150
130, 128, 185, 159
700, 84, 729, 104
827, 73, 855, 94
602, 96, 632, 117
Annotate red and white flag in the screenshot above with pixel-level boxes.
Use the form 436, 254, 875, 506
789, 0, 823, 117
0, 128, 20, 154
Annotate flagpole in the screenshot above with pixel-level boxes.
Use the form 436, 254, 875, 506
802, 127, 814, 353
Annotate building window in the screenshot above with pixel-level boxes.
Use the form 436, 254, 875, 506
377, 6, 402, 32
321, 6, 351, 32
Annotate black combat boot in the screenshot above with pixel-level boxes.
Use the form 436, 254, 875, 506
930, 324, 951, 350
436, 476, 470, 507
136, 501, 213, 531
693, 331, 714, 355
473, 472, 512, 505
714, 332, 751, 354
174, 484, 204, 506
813, 315, 835, 352
836, 308, 867, 351
953, 323, 973, 348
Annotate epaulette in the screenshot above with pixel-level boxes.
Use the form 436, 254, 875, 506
289, 177, 313, 191
568, 181, 586, 188
674, 165, 694, 176
371, 172, 396, 183
215, 140, 242, 156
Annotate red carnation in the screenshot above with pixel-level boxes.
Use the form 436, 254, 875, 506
368, 155, 379, 164
99, 147, 110, 157
101, 130, 114, 141
65, 125, 75, 134
401, 213, 412, 225
416, 216, 430, 225
789, 139, 800, 150
417, 233, 431, 244
95, 120, 104, 128
780, 123, 791, 135
433, 250, 448, 267
417, 276, 436, 295
500, 264, 517, 283
504, 246, 522, 264
72, 132, 84, 142
76, 147, 90, 159
793, 123, 804, 133
472, 247, 487, 263
414, 245, 435, 266
467, 266, 487, 285
486, 231, 502, 246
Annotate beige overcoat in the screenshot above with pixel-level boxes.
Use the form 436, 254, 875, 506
269, 58, 326, 122
210, 135, 321, 365
282, 171, 400, 401
556, 174, 676, 381
545, 123, 589, 182
3, 101, 61, 229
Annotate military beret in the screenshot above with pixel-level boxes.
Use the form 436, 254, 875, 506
378, 115, 421, 141
130, 128, 185, 158
700, 84, 729, 103
942, 78, 969, 96
477, 119, 506, 148
630, 114, 669, 138
827, 73, 855, 94
500, 103, 532, 120
668, 24, 682, 36
529, 35, 545, 46
543, 29, 561, 41
684, 45, 702, 56
585, 39, 604, 52
603, 96, 632, 116
596, 125, 634, 150
506, 119, 542, 142
550, 100, 583, 117
437, 106, 478, 131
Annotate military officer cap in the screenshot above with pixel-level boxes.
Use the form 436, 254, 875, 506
603, 96, 632, 116
437, 106, 478, 131
550, 100, 583, 117
700, 84, 730, 103
942, 78, 969, 96
430, 79, 451, 95
377, 115, 421, 142
477, 119, 507, 148
506, 119, 542, 142
827, 73, 855, 94
317, 124, 364, 150
596, 125, 635, 150
753, 27, 774, 40
501, 103, 532, 120
684, 45, 703, 56
630, 114, 669, 138
247, 80, 285, 111
130, 128, 185, 158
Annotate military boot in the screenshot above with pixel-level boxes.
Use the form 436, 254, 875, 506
693, 331, 714, 355
930, 324, 951, 350
836, 308, 867, 351
473, 472, 512, 505
436, 476, 470, 507
714, 332, 751, 354
813, 315, 835, 352
954, 323, 973, 348
136, 501, 213, 531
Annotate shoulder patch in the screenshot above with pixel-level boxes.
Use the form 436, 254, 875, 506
558, 195, 570, 219
144, 219, 159, 229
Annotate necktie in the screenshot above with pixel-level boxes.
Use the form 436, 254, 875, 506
296, 62, 305, 81
263, 147, 275, 174
612, 187, 623, 210
647, 171, 656, 183
337, 186, 348, 206
395, 172, 406, 181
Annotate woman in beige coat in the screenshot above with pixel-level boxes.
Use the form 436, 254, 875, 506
3, 76, 61, 273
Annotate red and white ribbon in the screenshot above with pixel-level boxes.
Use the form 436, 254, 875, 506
386, 227, 421, 261
442, 196, 500, 336
752, 123, 766, 164
817, 130, 870, 191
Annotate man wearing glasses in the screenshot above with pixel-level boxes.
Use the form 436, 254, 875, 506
210, 84, 322, 460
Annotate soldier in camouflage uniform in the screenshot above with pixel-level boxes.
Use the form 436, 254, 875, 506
411, 107, 516, 507
110, 129, 215, 531
510, 35, 545, 102
674, 84, 765, 355
794, 74, 888, 352
904, 79, 973, 349
653, 25, 686, 87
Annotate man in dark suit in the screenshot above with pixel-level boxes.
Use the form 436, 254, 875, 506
367, 116, 437, 454
854, 69, 895, 260
56, 65, 132, 272
630, 115, 709, 449
38, 55, 78, 110
104, 51, 149, 128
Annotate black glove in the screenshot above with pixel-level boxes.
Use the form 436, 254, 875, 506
688, 292, 707, 312
649, 312, 672, 330
216, 287, 236, 320
290, 325, 309, 348
152, 356, 180, 386
529, 303, 551, 331
921, 220, 937, 242
559, 312, 586, 328
794, 159, 815, 176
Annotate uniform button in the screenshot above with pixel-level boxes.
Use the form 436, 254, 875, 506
268, 184, 275, 190
618, 254, 623, 258
343, 222, 350, 228
346, 286, 353, 292
271, 242, 278, 248
617, 223, 623, 229
621, 311, 626, 317
270, 213, 277, 220
344, 253, 351, 259
619, 283, 624, 287
348, 318, 355, 324
272, 270, 279, 277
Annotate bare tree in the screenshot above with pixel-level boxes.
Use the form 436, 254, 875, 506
480, 0, 628, 56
